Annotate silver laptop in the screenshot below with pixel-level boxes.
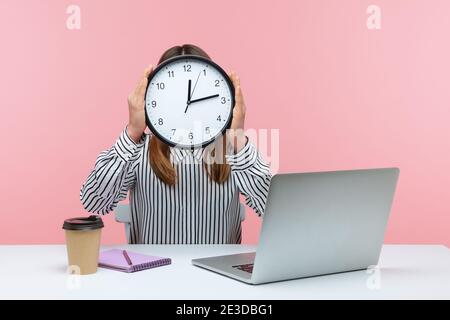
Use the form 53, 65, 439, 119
192, 168, 399, 285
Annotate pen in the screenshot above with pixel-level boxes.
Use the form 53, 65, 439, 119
122, 250, 133, 265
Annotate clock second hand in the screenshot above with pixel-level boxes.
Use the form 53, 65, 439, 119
190, 70, 202, 100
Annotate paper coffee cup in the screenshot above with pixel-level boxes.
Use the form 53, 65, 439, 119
63, 215, 104, 275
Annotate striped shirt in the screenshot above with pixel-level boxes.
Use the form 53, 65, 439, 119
80, 127, 272, 244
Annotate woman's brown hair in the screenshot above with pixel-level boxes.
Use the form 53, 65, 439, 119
149, 44, 231, 185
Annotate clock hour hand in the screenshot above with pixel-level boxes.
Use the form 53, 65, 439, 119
188, 79, 192, 102
188, 94, 220, 104
184, 79, 192, 113
185, 71, 202, 113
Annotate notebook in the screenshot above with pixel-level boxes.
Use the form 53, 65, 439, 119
98, 249, 171, 273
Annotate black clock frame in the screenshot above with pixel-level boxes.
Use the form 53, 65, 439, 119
144, 54, 236, 150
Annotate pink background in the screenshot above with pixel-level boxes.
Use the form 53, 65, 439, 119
0, 0, 449, 246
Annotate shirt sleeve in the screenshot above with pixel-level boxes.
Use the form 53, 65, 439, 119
225, 139, 272, 216
80, 126, 146, 215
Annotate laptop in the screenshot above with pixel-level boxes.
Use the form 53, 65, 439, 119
192, 168, 399, 284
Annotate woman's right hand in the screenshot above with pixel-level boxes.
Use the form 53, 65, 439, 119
127, 65, 153, 143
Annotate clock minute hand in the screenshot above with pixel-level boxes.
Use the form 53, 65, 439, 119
189, 94, 220, 104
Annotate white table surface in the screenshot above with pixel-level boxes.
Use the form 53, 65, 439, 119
0, 244, 449, 300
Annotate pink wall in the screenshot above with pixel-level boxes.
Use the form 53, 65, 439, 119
0, 0, 449, 245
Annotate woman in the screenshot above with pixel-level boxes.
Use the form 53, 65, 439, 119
80, 44, 271, 244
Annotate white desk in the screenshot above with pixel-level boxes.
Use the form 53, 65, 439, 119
0, 244, 448, 299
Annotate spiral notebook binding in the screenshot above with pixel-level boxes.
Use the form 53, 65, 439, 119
131, 258, 172, 272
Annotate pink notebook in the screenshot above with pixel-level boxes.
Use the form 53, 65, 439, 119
98, 249, 171, 273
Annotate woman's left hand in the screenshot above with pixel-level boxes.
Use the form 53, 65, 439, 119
228, 71, 247, 153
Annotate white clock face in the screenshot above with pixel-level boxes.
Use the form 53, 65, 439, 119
145, 55, 234, 149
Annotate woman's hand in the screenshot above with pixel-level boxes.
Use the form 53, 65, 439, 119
228, 71, 247, 153
127, 65, 153, 143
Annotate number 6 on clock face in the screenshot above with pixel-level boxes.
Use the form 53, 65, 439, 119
144, 55, 235, 149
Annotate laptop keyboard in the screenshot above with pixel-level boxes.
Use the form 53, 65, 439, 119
233, 263, 254, 273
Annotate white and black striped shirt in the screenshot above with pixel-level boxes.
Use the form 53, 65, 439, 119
80, 127, 272, 244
